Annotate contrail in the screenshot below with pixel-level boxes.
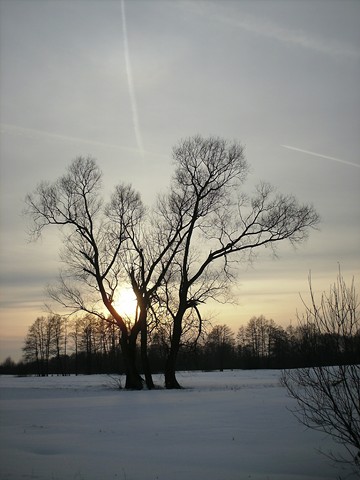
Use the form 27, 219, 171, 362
121, 0, 144, 156
0, 123, 140, 153
281, 145, 360, 169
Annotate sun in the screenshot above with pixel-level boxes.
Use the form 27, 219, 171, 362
112, 287, 138, 319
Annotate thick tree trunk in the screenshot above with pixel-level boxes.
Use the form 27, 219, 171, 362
164, 314, 183, 389
121, 335, 143, 390
164, 354, 182, 389
125, 364, 144, 390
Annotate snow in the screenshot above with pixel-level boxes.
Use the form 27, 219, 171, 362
0, 370, 355, 480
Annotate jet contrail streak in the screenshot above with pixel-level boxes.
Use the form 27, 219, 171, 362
0, 123, 141, 153
121, 0, 144, 156
281, 145, 360, 169
0, 123, 140, 152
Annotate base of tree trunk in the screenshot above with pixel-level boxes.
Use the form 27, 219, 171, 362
125, 372, 144, 390
145, 375, 155, 390
164, 371, 182, 389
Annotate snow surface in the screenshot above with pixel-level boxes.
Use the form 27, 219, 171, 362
0, 370, 355, 480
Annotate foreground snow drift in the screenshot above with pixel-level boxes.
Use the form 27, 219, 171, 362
0, 370, 354, 479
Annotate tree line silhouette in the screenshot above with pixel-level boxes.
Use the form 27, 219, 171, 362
1, 313, 358, 377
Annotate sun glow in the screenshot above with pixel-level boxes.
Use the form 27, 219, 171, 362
113, 287, 138, 319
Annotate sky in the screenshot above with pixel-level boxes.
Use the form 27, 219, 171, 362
0, 0, 359, 362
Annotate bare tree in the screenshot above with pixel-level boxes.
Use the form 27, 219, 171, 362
69, 316, 82, 375
25, 155, 194, 389
23, 316, 51, 376
237, 317, 288, 367
25, 156, 147, 388
205, 324, 235, 371
25, 140, 320, 390
22, 315, 66, 375
162, 135, 320, 388
106, 177, 195, 388
50, 314, 67, 375
281, 271, 360, 472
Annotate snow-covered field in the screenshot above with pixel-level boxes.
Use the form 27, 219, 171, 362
0, 370, 354, 480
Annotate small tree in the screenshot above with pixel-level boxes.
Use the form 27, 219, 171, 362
281, 271, 360, 472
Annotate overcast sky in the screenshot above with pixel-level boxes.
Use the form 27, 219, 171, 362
0, 0, 359, 361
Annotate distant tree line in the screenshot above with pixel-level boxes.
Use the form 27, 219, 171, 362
1, 313, 359, 376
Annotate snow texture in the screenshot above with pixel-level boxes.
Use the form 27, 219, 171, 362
0, 370, 354, 479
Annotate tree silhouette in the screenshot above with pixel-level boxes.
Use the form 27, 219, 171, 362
281, 271, 360, 471
25, 137, 320, 389
161, 135, 319, 388
26, 157, 146, 388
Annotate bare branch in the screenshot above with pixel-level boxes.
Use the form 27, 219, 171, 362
281, 271, 360, 471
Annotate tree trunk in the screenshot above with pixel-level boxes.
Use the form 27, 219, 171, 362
164, 353, 182, 389
121, 335, 143, 390
141, 320, 155, 389
125, 363, 144, 390
164, 314, 183, 389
